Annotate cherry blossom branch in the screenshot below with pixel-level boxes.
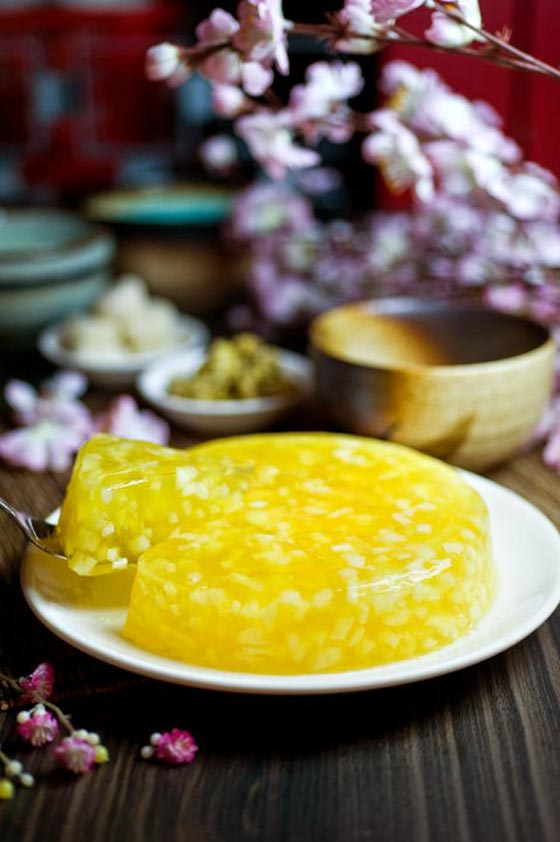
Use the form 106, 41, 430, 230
0, 672, 75, 735
428, 0, 560, 81
0, 749, 34, 798
147, 3, 560, 214
0, 662, 199, 800
389, 27, 544, 74
290, 13, 560, 83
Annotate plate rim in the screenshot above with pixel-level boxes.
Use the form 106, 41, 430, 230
20, 471, 560, 695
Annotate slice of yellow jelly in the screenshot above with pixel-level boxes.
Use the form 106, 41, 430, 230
58, 433, 495, 673
58, 434, 257, 575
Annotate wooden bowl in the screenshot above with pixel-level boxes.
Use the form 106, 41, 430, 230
309, 298, 555, 471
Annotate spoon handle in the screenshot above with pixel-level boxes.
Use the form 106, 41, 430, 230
0, 497, 64, 558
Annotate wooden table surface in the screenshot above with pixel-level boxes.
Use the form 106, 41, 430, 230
0, 355, 559, 842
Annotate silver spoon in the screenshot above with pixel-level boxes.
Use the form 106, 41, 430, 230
0, 497, 65, 558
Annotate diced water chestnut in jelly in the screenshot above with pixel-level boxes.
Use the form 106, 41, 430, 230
58, 433, 496, 674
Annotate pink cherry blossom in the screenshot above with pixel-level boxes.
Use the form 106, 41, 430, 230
229, 181, 314, 240
53, 737, 96, 775
19, 663, 55, 704
422, 140, 481, 197
253, 260, 330, 325
543, 422, 560, 472
200, 49, 274, 98
233, 0, 290, 76
145, 42, 182, 80
0, 370, 94, 471
5, 371, 89, 428
380, 59, 442, 97
439, 146, 559, 221
423, 139, 530, 213
94, 396, 170, 446
0, 371, 93, 471
145, 730, 198, 765
380, 62, 519, 163
495, 164, 560, 222
212, 83, 249, 117
148, 4, 286, 99
44, 370, 87, 402
200, 134, 239, 175
241, 60, 274, 96
0, 419, 92, 472
484, 284, 529, 315
524, 222, 560, 268
4, 381, 39, 424
1, 372, 93, 472
17, 707, 59, 747
192, 3, 288, 97
236, 111, 320, 179
199, 48, 242, 86
145, 43, 190, 87
0, 373, 170, 471
523, 394, 560, 451
331, 0, 386, 55
288, 61, 364, 143
426, 0, 483, 48
195, 8, 240, 45
371, 0, 425, 23
363, 110, 434, 201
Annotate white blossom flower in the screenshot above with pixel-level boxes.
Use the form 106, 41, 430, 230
288, 61, 364, 143
195, 8, 240, 44
145, 43, 190, 87
426, 0, 483, 47
363, 110, 434, 201
371, 0, 426, 23
212, 84, 249, 117
332, 0, 387, 54
200, 134, 239, 175
236, 111, 320, 179
233, 0, 290, 75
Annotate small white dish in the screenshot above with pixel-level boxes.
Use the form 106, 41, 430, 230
137, 347, 314, 435
20, 473, 560, 695
38, 316, 210, 389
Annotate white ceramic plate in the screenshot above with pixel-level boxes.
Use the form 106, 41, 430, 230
21, 472, 560, 695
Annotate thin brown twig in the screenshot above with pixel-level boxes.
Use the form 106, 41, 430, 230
41, 700, 73, 735
0, 672, 73, 734
392, 26, 545, 75
292, 10, 560, 82
430, 0, 560, 81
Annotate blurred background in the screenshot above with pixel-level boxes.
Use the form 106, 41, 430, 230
0, 0, 360, 205
0, 0, 557, 206
0, 0, 559, 355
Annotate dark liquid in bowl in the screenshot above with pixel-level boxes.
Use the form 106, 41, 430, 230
312, 300, 550, 369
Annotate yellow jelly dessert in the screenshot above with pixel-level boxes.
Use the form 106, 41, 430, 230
58, 433, 495, 674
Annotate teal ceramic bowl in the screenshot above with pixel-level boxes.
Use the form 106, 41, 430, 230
84, 183, 234, 228
0, 210, 115, 349
85, 184, 245, 313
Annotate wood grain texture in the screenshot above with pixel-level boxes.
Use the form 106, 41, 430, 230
0, 405, 559, 842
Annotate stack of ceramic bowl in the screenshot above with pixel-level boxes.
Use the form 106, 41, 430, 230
0, 210, 115, 349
